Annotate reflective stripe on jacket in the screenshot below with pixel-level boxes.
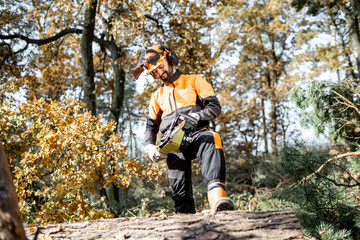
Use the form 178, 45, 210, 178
145, 70, 221, 145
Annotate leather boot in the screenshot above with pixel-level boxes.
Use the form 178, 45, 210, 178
207, 182, 234, 213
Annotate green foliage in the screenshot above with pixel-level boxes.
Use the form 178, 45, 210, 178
291, 0, 324, 15
292, 79, 360, 151
109, 173, 174, 217
229, 141, 360, 239
2, 3, 360, 239
316, 222, 353, 240
272, 143, 360, 239
291, 0, 342, 16
230, 190, 292, 212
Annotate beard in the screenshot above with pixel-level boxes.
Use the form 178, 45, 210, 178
161, 65, 174, 83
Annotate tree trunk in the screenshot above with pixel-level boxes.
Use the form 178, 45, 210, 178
80, 0, 108, 199
108, 43, 126, 131
96, 14, 127, 202
261, 97, 269, 154
81, 0, 98, 115
347, 0, 360, 80
269, 92, 278, 154
25, 210, 304, 239
106, 43, 126, 202
0, 144, 27, 240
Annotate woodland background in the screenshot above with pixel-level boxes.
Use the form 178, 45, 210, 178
1, 0, 360, 239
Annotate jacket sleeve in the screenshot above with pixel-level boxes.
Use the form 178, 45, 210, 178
145, 93, 162, 145
194, 75, 221, 121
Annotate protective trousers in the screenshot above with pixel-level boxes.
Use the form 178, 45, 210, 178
166, 130, 226, 213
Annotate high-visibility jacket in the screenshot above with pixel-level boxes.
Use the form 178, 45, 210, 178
145, 70, 221, 145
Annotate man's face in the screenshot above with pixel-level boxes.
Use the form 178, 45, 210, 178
151, 59, 173, 82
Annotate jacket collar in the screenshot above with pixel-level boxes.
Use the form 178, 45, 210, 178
162, 69, 182, 86
171, 70, 182, 82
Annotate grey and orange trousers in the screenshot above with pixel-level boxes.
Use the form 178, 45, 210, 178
166, 129, 231, 213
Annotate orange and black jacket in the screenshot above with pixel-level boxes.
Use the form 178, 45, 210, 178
145, 70, 221, 145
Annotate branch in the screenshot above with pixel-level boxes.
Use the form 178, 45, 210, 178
312, 79, 360, 99
0, 42, 29, 69
321, 174, 359, 188
299, 151, 360, 184
329, 89, 360, 116
332, 161, 360, 186
0, 28, 82, 46
144, 14, 165, 33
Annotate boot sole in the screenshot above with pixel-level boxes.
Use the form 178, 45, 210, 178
214, 199, 235, 212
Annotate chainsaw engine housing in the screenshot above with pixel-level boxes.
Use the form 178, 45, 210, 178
158, 113, 198, 154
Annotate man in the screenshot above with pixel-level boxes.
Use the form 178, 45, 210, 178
133, 45, 234, 214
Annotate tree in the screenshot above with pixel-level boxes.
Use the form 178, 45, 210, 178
0, 0, 221, 222
0, 143, 27, 240
287, 2, 360, 237
81, 0, 98, 115
0, 0, 139, 204
291, 0, 360, 79
0, 0, 218, 140
289, 0, 360, 150
0, 0, 83, 98
215, 0, 303, 156
272, 143, 360, 239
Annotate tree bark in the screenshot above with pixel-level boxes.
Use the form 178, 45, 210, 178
261, 97, 269, 154
108, 43, 126, 131
347, 0, 360, 80
96, 12, 126, 131
106, 43, 126, 202
81, 0, 98, 115
95, 13, 127, 202
270, 93, 278, 154
0, 144, 27, 240
25, 210, 304, 239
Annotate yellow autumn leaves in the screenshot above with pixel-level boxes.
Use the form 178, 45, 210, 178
0, 87, 162, 224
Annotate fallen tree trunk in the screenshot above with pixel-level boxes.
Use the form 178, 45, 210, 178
25, 210, 303, 239
0, 143, 27, 240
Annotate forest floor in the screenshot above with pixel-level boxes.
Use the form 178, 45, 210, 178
25, 210, 304, 240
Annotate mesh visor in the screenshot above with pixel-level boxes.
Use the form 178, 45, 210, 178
132, 49, 168, 80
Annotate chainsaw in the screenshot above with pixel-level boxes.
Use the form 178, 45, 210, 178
157, 113, 198, 154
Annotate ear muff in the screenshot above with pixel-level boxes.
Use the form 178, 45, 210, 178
159, 45, 179, 66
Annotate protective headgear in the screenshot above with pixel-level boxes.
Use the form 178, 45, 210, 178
132, 45, 179, 80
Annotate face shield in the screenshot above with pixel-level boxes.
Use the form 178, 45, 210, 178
132, 47, 169, 80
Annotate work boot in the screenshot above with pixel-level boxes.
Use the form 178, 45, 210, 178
207, 182, 234, 213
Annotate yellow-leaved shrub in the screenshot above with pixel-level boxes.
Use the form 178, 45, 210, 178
0, 96, 147, 224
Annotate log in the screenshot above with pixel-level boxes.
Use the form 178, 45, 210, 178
25, 210, 304, 239
0, 143, 27, 240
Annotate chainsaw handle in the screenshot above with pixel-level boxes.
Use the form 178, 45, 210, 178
177, 113, 198, 131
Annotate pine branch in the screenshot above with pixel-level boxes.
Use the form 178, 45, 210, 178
329, 89, 360, 116
299, 151, 360, 184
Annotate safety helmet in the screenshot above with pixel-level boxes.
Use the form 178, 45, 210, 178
132, 45, 179, 80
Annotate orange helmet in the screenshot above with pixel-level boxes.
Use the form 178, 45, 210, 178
132, 45, 178, 80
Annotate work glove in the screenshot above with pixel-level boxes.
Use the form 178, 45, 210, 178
144, 144, 168, 162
